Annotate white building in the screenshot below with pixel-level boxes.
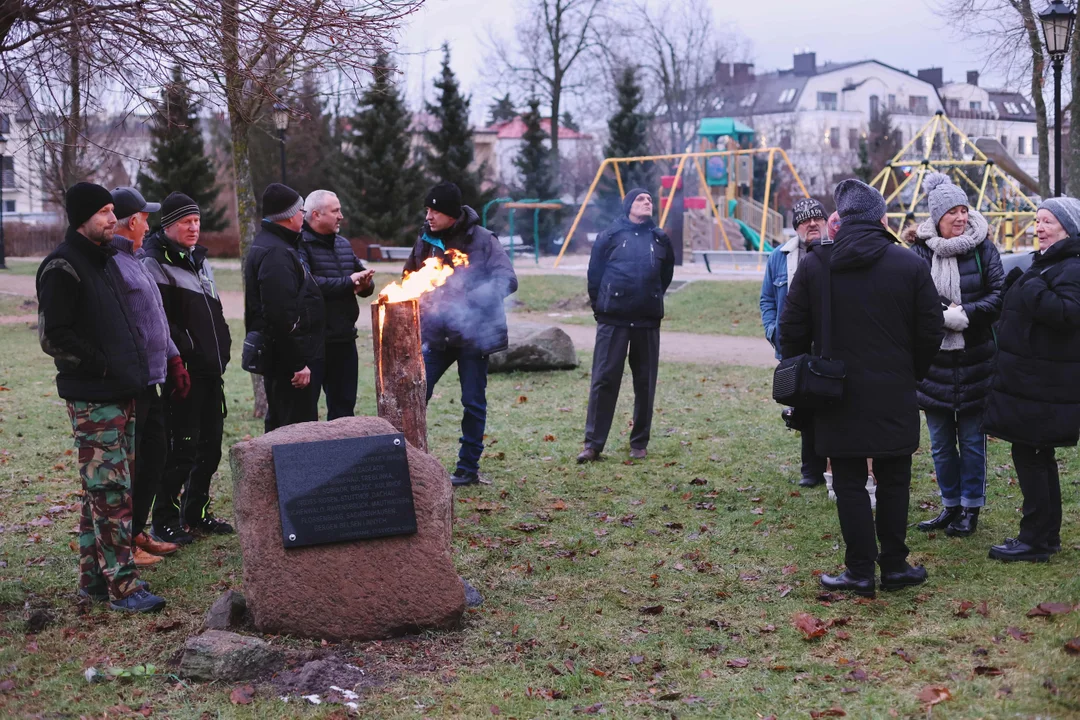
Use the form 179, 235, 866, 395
0, 80, 51, 222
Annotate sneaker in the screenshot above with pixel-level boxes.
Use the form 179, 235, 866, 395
452, 469, 479, 487
109, 588, 166, 613
135, 531, 180, 556
152, 520, 194, 546
186, 515, 234, 535
133, 547, 164, 567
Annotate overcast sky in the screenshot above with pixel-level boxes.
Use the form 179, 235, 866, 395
395, 0, 1001, 122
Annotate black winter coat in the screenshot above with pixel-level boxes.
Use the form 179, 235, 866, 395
779, 221, 945, 458
36, 228, 149, 401
983, 236, 1080, 447
587, 216, 675, 328
403, 206, 518, 355
906, 225, 1005, 414
140, 231, 231, 378
299, 223, 373, 342
244, 220, 326, 374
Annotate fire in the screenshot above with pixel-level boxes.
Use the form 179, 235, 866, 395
377, 249, 469, 304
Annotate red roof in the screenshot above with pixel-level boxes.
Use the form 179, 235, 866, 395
483, 116, 590, 140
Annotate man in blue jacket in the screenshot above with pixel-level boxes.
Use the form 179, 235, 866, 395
760, 197, 829, 487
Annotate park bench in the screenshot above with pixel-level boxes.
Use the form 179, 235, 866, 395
692, 250, 770, 273
380, 246, 413, 262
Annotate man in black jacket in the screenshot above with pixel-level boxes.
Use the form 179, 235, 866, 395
403, 181, 518, 486
578, 189, 674, 464
779, 179, 944, 598
36, 182, 165, 613
141, 192, 233, 545
299, 189, 374, 420
244, 183, 326, 432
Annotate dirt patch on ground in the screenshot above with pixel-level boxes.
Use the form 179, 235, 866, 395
272, 653, 383, 697
550, 293, 592, 312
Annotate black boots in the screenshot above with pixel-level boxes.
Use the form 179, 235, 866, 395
820, 570, 876, 598
988, 538, 1052, 563
917, 506, 960, 532
880, 564, 928, 591
945, 508, 979, 537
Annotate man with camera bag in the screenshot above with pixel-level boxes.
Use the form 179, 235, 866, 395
779, 179, 943, 598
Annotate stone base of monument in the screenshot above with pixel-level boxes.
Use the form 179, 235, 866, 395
229, 416, 464, 641
489, 322, 578, 373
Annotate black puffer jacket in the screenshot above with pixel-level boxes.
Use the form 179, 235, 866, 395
36, 228, 149, 401
403, 206, 518, 355
140, 230, 231, 378
905, 215, 1005, 414
299, 222, 373, 342
244, 220, 326, 374
779, 221, 945, 458
587, 216, 675, 328
983, 236, 1080, 447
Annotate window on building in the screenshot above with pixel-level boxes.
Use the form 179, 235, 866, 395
739, 92, 757, 108
778, 88, 797, 104
3, 200, 12, 213
895, 129, 903, 147
829, 127, 840, 149
888, 94, 897, 109
1001, 135, 1008, 149
970, 101, 982, 111
1021, 102, 1032, 114
948, 98, 960, 114
916, 135, 925, 153
817, 92, 838, 111
1032, 136, 1039, 155
849, 127, 860, 150
870, 95, 879, 122
779, 130, 792, 150
1004, 101, 1021, 114
1018, 136, 1026, 155
909, 95, 929, 114
0, 114, 9, 134
1, 156, 12, 188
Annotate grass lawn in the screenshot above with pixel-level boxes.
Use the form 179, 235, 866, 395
0, 294, 35, 316
1, 318, 1078, 718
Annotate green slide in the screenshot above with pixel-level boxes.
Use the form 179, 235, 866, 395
727, 200, 772, 252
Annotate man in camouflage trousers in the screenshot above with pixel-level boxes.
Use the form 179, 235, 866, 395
36, 182, 167, 613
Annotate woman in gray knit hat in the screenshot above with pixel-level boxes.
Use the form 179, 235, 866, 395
904, 173, 1004, 538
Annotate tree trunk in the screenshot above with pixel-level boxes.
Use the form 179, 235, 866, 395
1068, 15, 1080, 196
1020, 0, 1052, 199
61, 21, 81, 190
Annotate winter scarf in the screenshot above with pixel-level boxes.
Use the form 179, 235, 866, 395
916, 209, 988, 351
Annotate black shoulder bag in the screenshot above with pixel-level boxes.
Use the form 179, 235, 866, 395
771, 238, 846, 408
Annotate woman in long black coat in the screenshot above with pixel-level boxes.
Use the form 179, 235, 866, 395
983, 197, 1080, 562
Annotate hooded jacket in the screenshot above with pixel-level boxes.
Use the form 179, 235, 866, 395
587, 212, 675, 329
140, 230, 231, 378
983, 236, 1080, 447
779, 220, 945, 458
299, 222, 373, 342
403, 205, 518, 355
244, 220, 326, 374
904, 213, 1004, 414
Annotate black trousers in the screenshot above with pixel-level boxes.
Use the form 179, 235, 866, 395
831, 455, 912, 578
801, 423, 827, 481
311, 340, 359, 421
154, 375, 225, 527
264, 367, 319, 433
584, 323, 660, 452
1012, 443, 1063, 549
132, 384, 166, 538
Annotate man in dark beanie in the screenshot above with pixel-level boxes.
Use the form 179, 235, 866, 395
779, 179, 943, 598
761, 197, 829, 487
403, 180, 518, 486
578, 188, 674, 464
36, 182, 166, 613
244, 183, 325, 432
141, 191, 233, 546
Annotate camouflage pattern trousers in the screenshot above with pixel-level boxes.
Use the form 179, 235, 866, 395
66, 400, 140, 600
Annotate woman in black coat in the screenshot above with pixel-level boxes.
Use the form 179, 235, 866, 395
904, 174, 1004, 538
983, 197, 1080, 562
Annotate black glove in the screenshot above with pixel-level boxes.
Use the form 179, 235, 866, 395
1003, 267, 1024, 292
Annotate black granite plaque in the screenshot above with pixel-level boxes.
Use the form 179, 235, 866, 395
271, 433, 417, 548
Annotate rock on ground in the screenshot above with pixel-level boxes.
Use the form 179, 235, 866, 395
229, 416, 464, 641
204, 589, 248, 630
489, 322, 578, 373
178, 630, 283, 682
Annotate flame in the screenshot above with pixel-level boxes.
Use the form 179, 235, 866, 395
377, 249, 469, 303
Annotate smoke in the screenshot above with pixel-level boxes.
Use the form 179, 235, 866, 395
417, 269, 513, 354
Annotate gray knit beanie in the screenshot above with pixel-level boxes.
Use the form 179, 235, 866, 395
1039, 197, 1080, 239
833, 179, 886, 224
924, 173, 969, 228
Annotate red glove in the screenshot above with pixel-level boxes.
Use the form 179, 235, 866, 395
167, 356, 191, 401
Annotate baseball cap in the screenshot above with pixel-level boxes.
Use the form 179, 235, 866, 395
110, 186, 161, 220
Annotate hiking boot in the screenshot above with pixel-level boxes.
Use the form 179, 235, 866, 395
135, 531, 179, 556
945, 508, 980, 537
917, 506, 961, 532
152, 520, 194, 546
988, 538, 1051, 563
133, 547, 164, 567
452, 469, 479, 487
576, 447, 600, 464
108, 588, 166, 614
629, 448, 648, 460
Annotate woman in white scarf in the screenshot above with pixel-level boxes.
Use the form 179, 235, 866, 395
903, 173, 1005, 539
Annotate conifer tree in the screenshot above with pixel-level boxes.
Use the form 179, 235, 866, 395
487, 93, 516, 125
561, 111, 580, 133
138, 65, 226, 230
513, 96, 559, 245
599, 67, 653, 220
424, 43, 489, 211
346, 55, 426, 245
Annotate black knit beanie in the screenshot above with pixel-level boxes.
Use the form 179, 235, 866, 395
66, 182, 114, 229
622, 188, 650, 217
263, 183, 303, 221
160, 191, 200, 229
791, 197, 826, 229
425, 181, 462, 219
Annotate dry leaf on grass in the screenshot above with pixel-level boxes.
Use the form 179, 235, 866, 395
793, 612, 829, 640
809, 708, 846, 718
726, 658, 749, 668
229, 685, 255, 705
1005, 626, 1031, 643
916, 685, 951, 706
1028, 602, 1073, 617
1065, 637, 1080, 655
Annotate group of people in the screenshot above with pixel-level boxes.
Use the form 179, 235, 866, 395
760, 174, 1080, 597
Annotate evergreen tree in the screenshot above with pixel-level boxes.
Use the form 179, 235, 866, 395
138, 65, 226, 231
513, 97, 559, 245
853, 108, 901, 191
561, 111, 580, 133
599, 67, 653, 220
424, 43, 489, 211
854, 137, 873, 183
346, 55, 426, 245
487, 93, 516, 125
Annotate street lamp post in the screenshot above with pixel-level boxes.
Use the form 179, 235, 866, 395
0, 133, 7, 270
1040, 0, 1076, 197
272, 93, 290, 185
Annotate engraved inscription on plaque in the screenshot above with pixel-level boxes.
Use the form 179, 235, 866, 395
271, 433, 417, 548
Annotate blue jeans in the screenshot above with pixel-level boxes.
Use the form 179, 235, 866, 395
424, 346, 488, 475
924, 409, 986, 508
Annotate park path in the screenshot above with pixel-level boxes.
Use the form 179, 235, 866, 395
0, 270, 776, 367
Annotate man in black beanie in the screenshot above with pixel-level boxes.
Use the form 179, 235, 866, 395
36, 182, 166, 613
403, 180, 518, 486
244, 183, 326, 432
578, 189, 674, 464
779, 179, 944, 598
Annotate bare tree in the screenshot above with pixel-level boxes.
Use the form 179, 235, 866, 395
486, 0, 606, 185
